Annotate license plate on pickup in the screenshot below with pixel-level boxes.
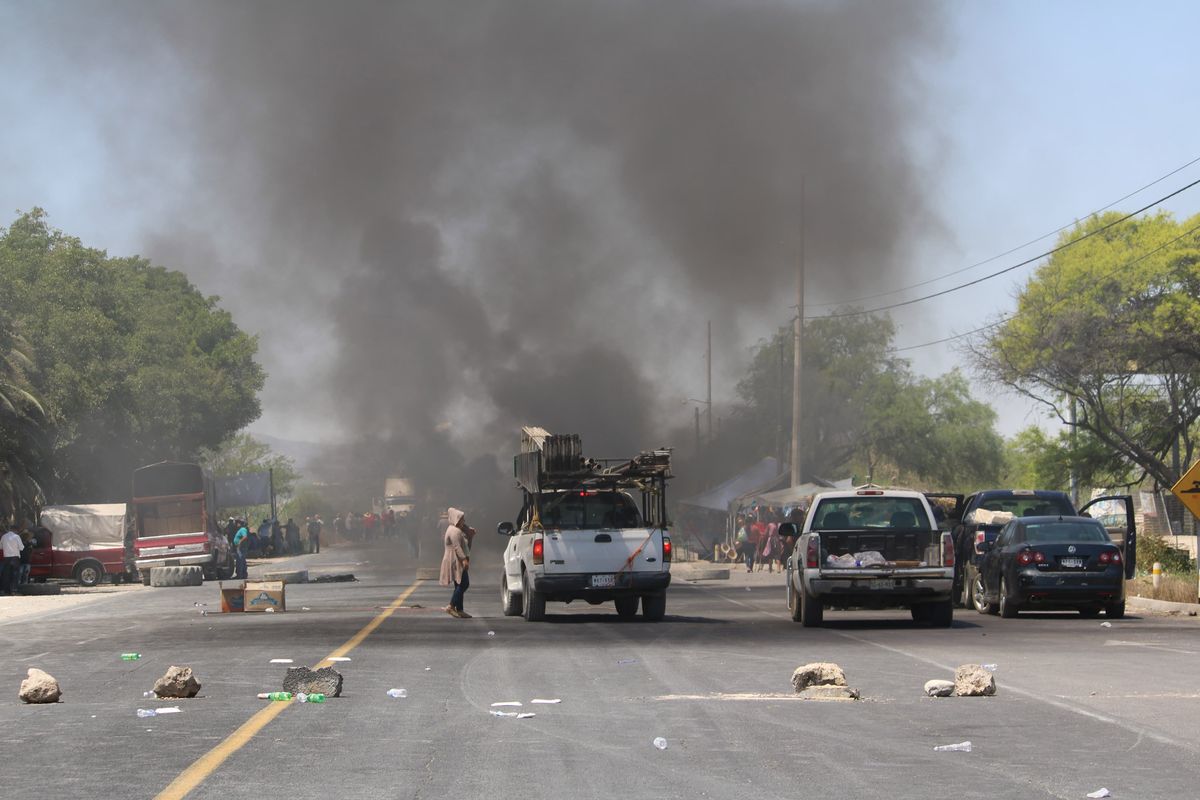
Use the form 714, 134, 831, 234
591, 574, 616, 589
1060, 557, 1085, 569
867, 579, 894, 590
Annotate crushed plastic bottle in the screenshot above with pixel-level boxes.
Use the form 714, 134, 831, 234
387, 688, 407, 698
136, 708, 157, 718
258, 692, 293, 701
1100, 621, 1112, 628
981, 664, 998, 672
121, 653, 142, 661
653, 737, 668, 750
516, 713, 536, 719
298, 693, 326, 704
1086, 790, 1111, 799
933, 741, 972, 752
143, 691, 156, 698
487, 631, 496, 637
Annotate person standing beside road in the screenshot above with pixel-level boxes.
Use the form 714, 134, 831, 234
257, 518, 272, 555
232, 520, 249, 579
749, 514, 768, 572
440, 507, 475, 619
285, 517, 301, 555
308, 515, 323, 554
1, 523, 23, 595
18, 529, 33, 585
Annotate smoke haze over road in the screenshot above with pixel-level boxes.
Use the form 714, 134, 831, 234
9, 1, 946, 506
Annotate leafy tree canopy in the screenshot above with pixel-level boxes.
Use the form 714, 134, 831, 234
975, 211, 1200, 488
0, 209, 265, 502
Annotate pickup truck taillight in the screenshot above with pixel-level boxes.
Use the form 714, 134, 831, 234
973, 530, 986, 554
662, 536, 672, 563
806, 537, 819, 569
532, 537, 544, 565
942, 532, 954, 568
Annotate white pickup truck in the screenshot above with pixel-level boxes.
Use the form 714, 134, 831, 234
497, 429, 672, 622
784, 487, 955, 628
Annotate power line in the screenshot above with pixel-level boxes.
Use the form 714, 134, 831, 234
807, 153, 1200, 309
886, 219, 1200, 353
818, 175, 1200, 320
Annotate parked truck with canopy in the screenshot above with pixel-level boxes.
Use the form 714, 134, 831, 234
31, 503, 134, 586
132, 461, 233, 584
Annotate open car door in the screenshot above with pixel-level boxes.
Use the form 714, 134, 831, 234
924, 493, 964, 532
1078, 494, 1136, 580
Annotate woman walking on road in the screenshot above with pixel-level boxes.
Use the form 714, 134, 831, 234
440, 507, 476, 619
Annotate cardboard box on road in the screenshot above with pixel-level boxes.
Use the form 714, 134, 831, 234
219, 580, 246, 612
244, 580, 286, 612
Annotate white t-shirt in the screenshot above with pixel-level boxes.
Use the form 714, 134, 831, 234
1, 531, 23, 558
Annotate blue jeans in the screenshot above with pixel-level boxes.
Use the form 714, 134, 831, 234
451, 568, 469, 611
1, 557, 18, 595
234, 547, 248, 579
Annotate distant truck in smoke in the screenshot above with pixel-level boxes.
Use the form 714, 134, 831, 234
382, 476, 415, 519
497, 427, 673, 621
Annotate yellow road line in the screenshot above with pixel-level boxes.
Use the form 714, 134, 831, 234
155, 580, 425, 800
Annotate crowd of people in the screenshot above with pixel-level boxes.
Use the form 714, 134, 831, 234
732, 507, 804, 573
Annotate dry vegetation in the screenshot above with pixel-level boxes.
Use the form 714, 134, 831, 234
1130, 574, 1199, 604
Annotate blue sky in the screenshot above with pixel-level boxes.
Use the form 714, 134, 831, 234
2, 1, 1198, 441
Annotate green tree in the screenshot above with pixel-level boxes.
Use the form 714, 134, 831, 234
0, 209, 265, 501
0, 316, 48, 522
732, 315, 1003, 490
200, 432, 300, 498
975, 211, 1200, 489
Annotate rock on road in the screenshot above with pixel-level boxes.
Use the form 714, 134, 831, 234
2, 546, 1199, 800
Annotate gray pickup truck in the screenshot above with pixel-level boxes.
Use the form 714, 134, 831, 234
784, 487, 955, 628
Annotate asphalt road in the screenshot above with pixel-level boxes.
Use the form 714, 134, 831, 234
3, 545, 1199, 800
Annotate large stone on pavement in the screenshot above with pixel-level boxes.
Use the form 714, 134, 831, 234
791, 662, 847, 693
153, 666, 201, 698
799, 685, 860, 701
924, 679, 955, 698
282, 666, 343, 697
19, 668, 62, 704
953, 664, 997, 697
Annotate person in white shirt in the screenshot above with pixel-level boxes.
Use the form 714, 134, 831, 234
0, 525, 24, 596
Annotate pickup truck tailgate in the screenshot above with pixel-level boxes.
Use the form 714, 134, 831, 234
543, 528, 665, 574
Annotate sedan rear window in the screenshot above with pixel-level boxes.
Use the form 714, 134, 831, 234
1023, 522, 1110, 544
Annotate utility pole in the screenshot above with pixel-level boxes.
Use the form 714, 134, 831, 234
706, 320, 713, 441
790, 177, 805, 487
694, 406, 701, 454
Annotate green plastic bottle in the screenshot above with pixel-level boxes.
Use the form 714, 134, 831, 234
120, 653, 141, 661
261, 691, 293, 701
298, 692, 326, 704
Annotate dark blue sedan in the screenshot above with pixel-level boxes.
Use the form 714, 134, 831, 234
972, 516, 1127, 619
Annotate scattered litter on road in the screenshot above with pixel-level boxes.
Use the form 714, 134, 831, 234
981, 663, 998, 672
424, 667, 431, 671
933, 741, 972, 752
491, 701, 522, 707
617, 659, 637, 665
386, 688, 407, 698
199, 610, 209, 616
531, 699, 561, 704
297, 692, 326, 703
487, 631, 495, 637
193, 602, 207, 607
143, 691, 155, 698
121, 653, 142, 661
301, 607, 311, 611
1100, 622, 1112, 628
269, 659, 294, 664
136, 709, 157, 718
155, 706, 182, 714
258, 692, 293, 700
516, 713, 536, 719
491, 710, 517, 717
745, 587, 751, 592
1086, 789, 1111, 799
328, 657, 351, 662
653, 737, 668, 750
264, 607, 275, 613
923, 680, 954, 698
